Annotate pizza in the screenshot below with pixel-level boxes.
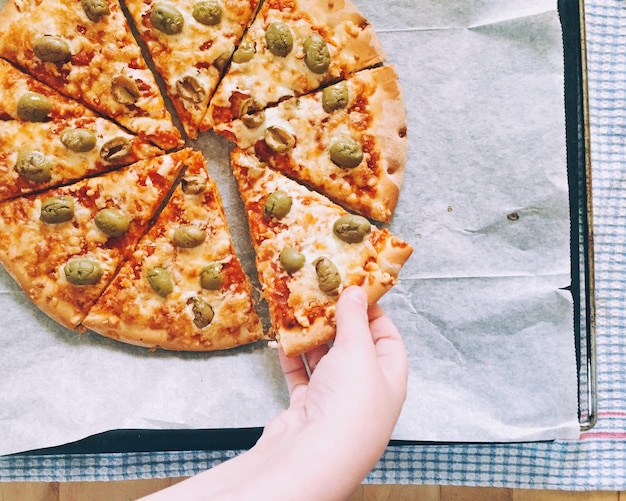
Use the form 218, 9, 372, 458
230, 148, 413, 356
83, 150, 265, 351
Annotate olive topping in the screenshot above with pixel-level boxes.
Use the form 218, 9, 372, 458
172, 225, 206, 248
232, 39, 255, 63
176, 75, 206, 103
60, 128, 97, 152
95, 208, 130, 238
189, 296, 214, 328
64, 259, 103, 286
81, 0, 110, 21
181, 174, 207, 194
200, 262, 223, 290
32, 35, 71, 64
303, 34, 330, 74
322, 82, 349, 113
313, 256, 341, 295
40, 196, 75, 224
279, 247, 305, 273
329, 138, 363, 169
100, 136, 132, 162
15, 150, 52, 183
111, 74, 140, 106
265, 22, 293, 57
264, 190, 292, 220
192, 0, 222, 26
147, 267, 174, 297
239, 97, 265, 128
16, 92, 52, 122
151, 2, 184, 34
213, 50, 231, 71
333, 214, 371, 243
264, 125, 295, 153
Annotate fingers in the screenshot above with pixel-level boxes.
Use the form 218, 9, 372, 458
278, 348, 308, 396
333, 286, 371, 351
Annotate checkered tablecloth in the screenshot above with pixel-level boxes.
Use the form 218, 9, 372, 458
1, 0, 625, 489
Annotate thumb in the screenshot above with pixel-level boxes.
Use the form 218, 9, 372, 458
334, 286, 371, 350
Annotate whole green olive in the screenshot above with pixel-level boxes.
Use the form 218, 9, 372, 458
332, 214, 371, 243
232, 39, 255, 63
172, 225, 206, 248
151, 2, 184, 34
192, 0, 222, 25
32, 35, 71, 64
16, 92, 53, 122
239, 97, 265, 128
264, 190, 292, 220
99, 136, 132, 162
40, 196, 75, 224
81, 0, 110, 21
279, 247, 305, 273
265, 22, 293, 57
329, 138, 363, 169
61, 128, 97, 152
200, 262, 223, 290
264, 125, 295, 153
189, 296, 214, 328
176, 75, 206, 103
303, 33, 330, 74
64, 259, 103, 285
94, 207, 130, 238
147, 267, 174, 297
181, 174, 207, 194
111, 74, 140, 105
15, 150, 52, 183
322, 81, 349, 113
313, 256, 341, 295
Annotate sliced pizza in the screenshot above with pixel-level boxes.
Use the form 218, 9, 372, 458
200, 0, 386, 130
216, 65, 407, 223
83, 150, 264, 351
0, 0, 183, 150
0, 149, 189, 331
124, 0, 261, 139
230, 148, 412, 357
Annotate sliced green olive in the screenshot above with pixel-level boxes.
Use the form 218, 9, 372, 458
329, 138, 363, 168
213, 49, 231, 71
100, 136, 132, 162
172, 225, 206, 248
61, 128, 97, 152
181, 174, 207, 194
192, 0, 222, 25
189, 296, 214, 328
322, 82, 349, 113
40, 196, 74, 224
264, 125, 295, 153
333, 214, 371, 243
200, 262, 223, 290
303, 33, 330, 74
264, 190, 292, 220
147, 267, 174, 297
265, 22, 293, 57
176, 75, 207, 103
232, 39, 255, 63
313, 256, 341, 295
279, 247, 305, 273
111, 74, 140, 106
151, 2, 184, 34
81, 0, 110, 21
95, 208, 130, 238
15, 150, 52, 183
32, 35, 71, 64
16, 92, 52, 122
239, 97, 265, 128
64, 259, 103, 285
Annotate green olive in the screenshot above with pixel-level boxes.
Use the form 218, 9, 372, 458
61, 128, 97, 152
64, 259, 103, 285
40, 196, 75, 224
264, 190, 292, 220
172, 225, 206, 248
265, 22, 293, 57
303, 33, 330, 74
81, 0, 110, 21
333, 214, 371, 243
200, 262, 223, 290
213, 49, 231, 71
181, 174, 207, 194
15, 150, 52, 183
32, 35, 71, 64
264, 125, 295, 153
111, 74, 140, 105
176, 75, 206, 103
313, 256, 341, 295
151, 2, 184, 34
16, 92, 52, 122
192, 0, 222, 25
189, 296, 214, 328
279, 247, 305, 273
100, 136, 132, 162
147, 267, 174, 297
231, 39, 255, 63
239, 97, 265, 128
329, 138, 363, 168
94, 208, 130, 237
322, 81, 349, 113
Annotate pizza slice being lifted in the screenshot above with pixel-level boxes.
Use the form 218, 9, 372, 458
231, 148, 412, 357
83, 150, 265, 351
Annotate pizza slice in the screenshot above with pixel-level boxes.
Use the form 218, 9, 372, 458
216, 65, 407, 223
124, 0, 261, 139
200, 0, 386, 130
83, 150, 265, 351
0, 149, 189, 332
0, 0, 183, 150
231, 148, 412, 357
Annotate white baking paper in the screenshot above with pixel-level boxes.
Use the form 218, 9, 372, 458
0, 0, 580, 455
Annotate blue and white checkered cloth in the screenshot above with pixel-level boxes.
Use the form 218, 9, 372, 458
1, 0, 625, 489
